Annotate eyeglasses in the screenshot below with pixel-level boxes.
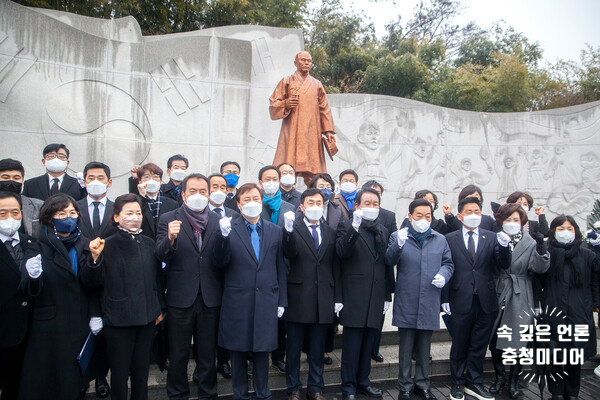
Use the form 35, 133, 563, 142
45, 153, 68, 161
54, 211, 79, 219
142, 174, 161, 180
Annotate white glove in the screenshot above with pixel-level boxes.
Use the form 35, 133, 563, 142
397, 227, 409, 248
497, 231, 510, 247
432, 273, 446, 288
352, 209, 363, 230
441, 303, 451, 315
219, 216, 232, 237
283, 211, 295, 233
383, 301, 391, 315
76, 171, 85, 188
89, 317, 103, 335
534, 308, 542, 317
589, 236, 600, 247
25, 254, 43, 279
277, 307, 285, 318
334, 303, 344, 313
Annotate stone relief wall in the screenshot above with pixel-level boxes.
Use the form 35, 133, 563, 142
1, 0, 599, 227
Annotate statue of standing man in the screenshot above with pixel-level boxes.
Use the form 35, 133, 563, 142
270, 51, 336, 186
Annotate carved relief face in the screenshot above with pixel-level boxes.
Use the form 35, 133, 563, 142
461, 158, 471, 171
358, 122, 380, 150
504, 156, 516, 169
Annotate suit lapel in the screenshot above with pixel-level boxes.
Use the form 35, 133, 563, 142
318, 224, 332, 261
359, 227, 377, 257
511, 233, 531, 264
232, 218, 258, 264
257, 220, 272, 270
38, 175, 50, 199
453, 231, 474, 265
99, 200, 114, 234
297, 221, 318, 259
474, 231, 489, 267
200, 213, 217, 255
0, 240, 20, 276
178, 208, 199, 252
79, 199, 94, 236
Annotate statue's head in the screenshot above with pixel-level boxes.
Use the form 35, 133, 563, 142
357, 121, 380, 150
294, 51, 313, 73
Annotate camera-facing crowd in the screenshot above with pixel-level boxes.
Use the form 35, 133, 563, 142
1, 143, 599, 400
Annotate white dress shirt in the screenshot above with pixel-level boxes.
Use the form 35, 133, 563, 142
0, 230, 20, 245
209, 202, 226, 217
462, 226, 479, 252
87, 195, 107, 225
304, 218, 322, 247
47, 173, 65, 189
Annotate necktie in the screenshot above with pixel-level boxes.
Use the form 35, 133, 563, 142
215, 208, 223, 217
50, 178, 59, 195
92, 201, 101, 234
249, 224, 260, 261
194, 230, 203, 251
467, 231, 476, 262
310, 224, 320, 253
227, 192, 234, 199
5, 238, 23, 264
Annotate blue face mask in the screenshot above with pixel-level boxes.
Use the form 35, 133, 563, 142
321, 188, 332, 201
53, 217, 78, 233
224, 173, 239, 188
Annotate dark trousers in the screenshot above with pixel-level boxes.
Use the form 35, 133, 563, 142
448, 295, 495, 385
217, 346, 230, 364
0, 342, 25, 400
397, 328, 433, 392
548, 363, 581, 397
371, 317, 385, 356
272, 317, 286, 363
167, 295, 220, 400
341, 327, 378, 395
230, 351, 271, 400
286, 322, 328, 394
104, 322, 155, 400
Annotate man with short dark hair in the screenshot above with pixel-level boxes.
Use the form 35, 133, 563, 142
208, 174, 239, 219
277, 163, 301, 208
162, 154, 189, 205
156, 173, 223, 400
0, 158, 43, 237
442, 197, 511, 400
136, 163, 179, 240
22, 143, 86, 201
385, 199, 454, 400
220, 161, 242, 213
333, 169, 359, 220
0, 191, 36, 400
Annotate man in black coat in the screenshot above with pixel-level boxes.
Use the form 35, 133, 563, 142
282, 189, 341, 400
0, 192, 35, 400
128, 155, 189, 206
337, 188, 394, 400
278, 163, 301, 208
22, 143, 86, 201
441, 197, 511, 400
155, 174, 224, 400
220, 161, 242, 213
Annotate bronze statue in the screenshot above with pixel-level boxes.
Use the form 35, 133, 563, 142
270, 51, 336, 186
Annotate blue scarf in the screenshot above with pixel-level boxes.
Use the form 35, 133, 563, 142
263, 190, 282, 224
340, 190, 357, 211
407, 223, 432, 248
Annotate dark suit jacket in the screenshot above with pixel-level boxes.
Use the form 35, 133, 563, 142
23, 173, 86, 202
223, 195, 239, 213
139, 194, 179, 240
325, 200, 344, 229
336, 219, 393, 329
210, 205, 240, 219
0, 233, 34, 348
281, 188, 301, 208
379, 207, 398, 242
442, 228, 510, 314
214, 217, 287, 352
77, 197, 116, 239
283, 218, 341, 324
161, 180, 184, 206
155, 206, 223, 309
332, 193, 352, 220
82, 229, 164, 327
261, 200, 296, 228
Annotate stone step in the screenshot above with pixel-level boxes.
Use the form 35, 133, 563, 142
87, 339, 600, 399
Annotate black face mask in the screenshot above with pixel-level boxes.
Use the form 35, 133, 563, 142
0, 180, 22, 194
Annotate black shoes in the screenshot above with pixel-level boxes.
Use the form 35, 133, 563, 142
489, 373, 506, 394
450, 384, 464, 400
508, 376, 520, 399
464, 382, 494, 400
217, 361, 232, 379
273, 359, 286, 374
342, 395, 355, 400
398, 389, 411, 400
324, 354, 333, 365
371, 353, 384, 363
358, 386, 383, 398
95, 376, 110, 399
414, 387, 437, 400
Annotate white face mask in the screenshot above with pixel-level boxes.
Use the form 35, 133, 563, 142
340, 181, 357, 194
555, 230, 575, 245
411, 218, 431, 233
186, 194, 209, 212
170, 169, 187, 182
361, 207, 379, 221
210, 190, 227, 206
461, 214, 481, 229
503, 222, 522, 236
241, 201, 262, 219
85, 180, 107, 197
45, 158, 67, 173
521, 204, 529, 212
304, 206, 323, 222
145, 180, 161, 194
280, 174, 295, 187
262, 181, 280, 196
0, 218, 21, 237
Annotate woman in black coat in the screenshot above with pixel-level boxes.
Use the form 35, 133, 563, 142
19, 193, 100, 400
541, 215, 600, 400
82, 194, 164, 400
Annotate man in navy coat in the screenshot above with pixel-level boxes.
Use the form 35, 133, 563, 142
441, 197, 511, 400
214, 183, 288, 400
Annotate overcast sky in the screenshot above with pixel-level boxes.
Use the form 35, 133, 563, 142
339, 0, 600, 65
